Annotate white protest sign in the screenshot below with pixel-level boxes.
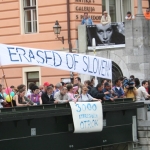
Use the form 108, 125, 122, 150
69, 102, 103, 133
0, 44, 112, 79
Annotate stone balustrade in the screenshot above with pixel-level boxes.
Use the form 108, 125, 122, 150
137, 101, 150, 150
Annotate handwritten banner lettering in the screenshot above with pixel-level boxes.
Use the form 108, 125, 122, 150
69, 102, 103, 133
0, 44, 112, 79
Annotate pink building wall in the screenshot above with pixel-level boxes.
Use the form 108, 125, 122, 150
0, 0, 149, 87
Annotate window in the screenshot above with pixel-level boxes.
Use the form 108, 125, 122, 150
27, 72, 39, 88
109, 0, 116, 22
23, 0, 37, 33
102, 0, 134, 22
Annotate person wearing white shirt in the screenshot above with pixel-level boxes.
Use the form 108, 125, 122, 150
125, 11, 135, 20
136, 80, 150, 100
101, 11, 111, 25
76, 86, 101, 102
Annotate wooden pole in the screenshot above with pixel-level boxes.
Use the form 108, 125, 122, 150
1, 66, 13, 107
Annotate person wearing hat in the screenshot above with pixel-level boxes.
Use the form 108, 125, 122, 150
101, 11, 111, 25
43, 82, 50, 92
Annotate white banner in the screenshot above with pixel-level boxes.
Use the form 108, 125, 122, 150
69, 102, 103, 133
0, 44, 112, 79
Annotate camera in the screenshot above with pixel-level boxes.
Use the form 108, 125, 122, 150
123, 78, 134, 89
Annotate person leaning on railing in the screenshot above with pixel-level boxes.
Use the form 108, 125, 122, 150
112, 79, 125, 98
100, 11, 111, 25
103, 82, 118, 101
67, 84, 80, 102
75, 86, 101, 102
13, 89, 31, 107
29, 85, 42, 105
54, 87, 69, 104
89, 83, 106, 101
125, 11, 135, 20
41, 86, 59, 104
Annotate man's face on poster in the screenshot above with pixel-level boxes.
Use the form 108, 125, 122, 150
96, 24, 113, 44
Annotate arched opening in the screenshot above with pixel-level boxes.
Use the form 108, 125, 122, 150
112, 61, 123, 83
96, 61, 123, 85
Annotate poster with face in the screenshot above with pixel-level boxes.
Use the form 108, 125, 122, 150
87, 22, 125, 49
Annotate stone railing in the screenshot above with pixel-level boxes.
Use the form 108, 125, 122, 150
137, 100, 150, 150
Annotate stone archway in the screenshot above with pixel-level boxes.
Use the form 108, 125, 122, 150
112, 61, 123, 83
109, 52, 130, 78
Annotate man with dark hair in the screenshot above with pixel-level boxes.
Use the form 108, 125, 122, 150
81, 12, 93, 25
103, 82, 117, 101
42, 86, 58, 104
74, 77, 83, 94
112, 79, 125, 98
130, 75, 135, 79
89, 83, 107, 100
125, 11, 135, 20
144, 8, 150, 20
136, 80, 150, 100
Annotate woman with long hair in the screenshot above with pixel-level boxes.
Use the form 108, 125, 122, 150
13, 89, 31, 106
76, 86, 101, 102
67, 84, 79, 101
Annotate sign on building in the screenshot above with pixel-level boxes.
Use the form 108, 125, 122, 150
87, 23, 125, 50
69, 102, 103, 133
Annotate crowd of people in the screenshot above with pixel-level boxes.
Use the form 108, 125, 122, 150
82, 8, 150, 46
81, 8, 150, 26
0, 75, 150, 109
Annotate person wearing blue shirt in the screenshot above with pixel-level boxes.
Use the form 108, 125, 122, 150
112, 79, 125, 98
103, 82, 117, 101
81, 12, 93, 25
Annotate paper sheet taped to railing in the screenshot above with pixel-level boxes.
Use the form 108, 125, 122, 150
69, 102, 103, 133
0, 44, 112, 79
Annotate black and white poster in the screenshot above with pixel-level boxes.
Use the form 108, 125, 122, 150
87, 23, 125, 50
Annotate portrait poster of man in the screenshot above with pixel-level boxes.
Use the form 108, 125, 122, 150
87, 22, 125, 48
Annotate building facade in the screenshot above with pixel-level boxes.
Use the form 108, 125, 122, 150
0, 0, 149, 87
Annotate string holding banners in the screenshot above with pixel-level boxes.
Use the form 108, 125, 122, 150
69, 102, 103, 133
0, 44, 112, 79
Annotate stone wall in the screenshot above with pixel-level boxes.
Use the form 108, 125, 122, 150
78, 18, 150, 81
137, 101, 150, 150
